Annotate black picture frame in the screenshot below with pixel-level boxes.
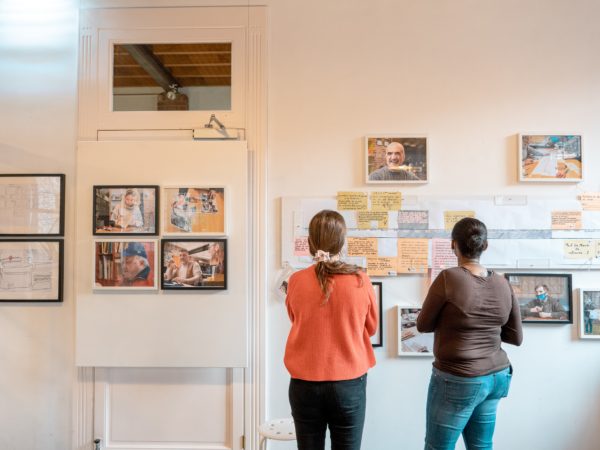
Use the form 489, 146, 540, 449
371, 281, 383, 347
504, 272, 573, 324
0, 174, 65, 236
0, 239, 63, 302
93, 185, 159, 236
161, 238, 227, 291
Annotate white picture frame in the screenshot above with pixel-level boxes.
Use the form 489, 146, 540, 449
518, 134, 583, 183
93, 239, 159, 290
397, 306, 434, 357
162, 186, 226, 236
579, 288, 600, 339
365, 135, 428, 185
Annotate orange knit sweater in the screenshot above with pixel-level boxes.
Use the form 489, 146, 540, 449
284, 266, 378, 381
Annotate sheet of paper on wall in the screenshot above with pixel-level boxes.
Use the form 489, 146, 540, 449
398, 210, 429, 230
578, 193, 600, 211
367, 257, 397, 276
337, 191, 368, 211
431, 238, 457, 280
357, 210, 388, 229
347, 237, 378, 256
551, 211, 582, 230
370, 191, 402, 211
294, 236, 310, 256
397, 239, 429, 273
443, 210, 475, 231
563, 240, 596, 259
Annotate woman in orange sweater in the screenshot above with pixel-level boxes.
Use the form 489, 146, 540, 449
284, 210, 378, 450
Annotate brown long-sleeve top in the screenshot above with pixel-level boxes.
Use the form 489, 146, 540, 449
417, 267, 523, 377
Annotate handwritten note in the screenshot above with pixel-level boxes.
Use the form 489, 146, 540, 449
397, 239, 429, 273
357, 211, 389, 229
563, 240, 595, 259
366, 257, 397, 276
370, 192, 402, 211
444, 211, 475, 231
578, 193, 600, 211
337, 192, 368, 211
347, 237, 378, 256
431, 239, 457, 281
398, 210, 429, 230
551, 211, 582, 230
294, 236, 310, 256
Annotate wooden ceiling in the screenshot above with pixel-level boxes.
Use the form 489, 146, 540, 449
113, 43, 232, 88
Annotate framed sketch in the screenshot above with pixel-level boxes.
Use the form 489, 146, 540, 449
0, 239, 63, 302
365, 136, 428, 184
371, 281, 383, 347
161, 238, 227, 290
94, 239, 158, 290
504, 273, 573, 323
93, 186, 159, 235
579, 288, 600, 339
162, 186, 226, 235
397, 307, 434, 356
519, 134, 583, 182
0, 174, 65, 236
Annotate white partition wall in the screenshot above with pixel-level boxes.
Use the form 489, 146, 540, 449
76, 140, 248, 367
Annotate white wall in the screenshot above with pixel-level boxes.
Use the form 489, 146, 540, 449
0, 1, 78, 449
267, 1, 600, 449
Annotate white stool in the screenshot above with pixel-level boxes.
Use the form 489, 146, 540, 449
258, 417, 296, 449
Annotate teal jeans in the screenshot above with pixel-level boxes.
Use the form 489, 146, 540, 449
425, 366, 513, 450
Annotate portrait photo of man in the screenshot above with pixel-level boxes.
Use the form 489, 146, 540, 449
366, 136, 428, 184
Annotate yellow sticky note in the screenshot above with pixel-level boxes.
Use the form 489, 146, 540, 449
337, 192, 368, 211
357, 211, 389, 229
578, 193, 600, 211
366, 257, 397, 276
370, 192, 402, 211
397, 238, 429, 273
551, 211, 582, 230
347, 237, 378, 256
444, 211, 475, 231
563, 240, 594, 259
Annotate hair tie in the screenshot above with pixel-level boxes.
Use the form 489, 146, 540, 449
313, 250, 340, 263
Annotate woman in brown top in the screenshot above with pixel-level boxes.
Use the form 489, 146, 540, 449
417, 217, 523, 450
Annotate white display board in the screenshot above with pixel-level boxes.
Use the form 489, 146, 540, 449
282, 195, 600, 270
76, 141, 248, 367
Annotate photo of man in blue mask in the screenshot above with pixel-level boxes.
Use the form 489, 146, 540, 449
521, 284, 568, 320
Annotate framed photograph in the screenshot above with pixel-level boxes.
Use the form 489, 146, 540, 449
162, 186, 226, 235
371, 281, 383, 347
397, 307, 434, 356
365, 136, 428, 184
519, 134, 582, 182
0, 174, 65, 236
504, 273, 573, 323
161, 238, 227, 290
93, 186, 159, 235
0, 239, 63, 302
94, 239, 158, 290
579, 288, 600, 339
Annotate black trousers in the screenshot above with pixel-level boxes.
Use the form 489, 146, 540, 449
288, 374, 367, 450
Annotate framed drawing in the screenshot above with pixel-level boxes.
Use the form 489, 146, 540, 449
93, 186, 159, 235
579, 288, 600, 339
162, 187, 226, 235
365, 136, 428, 184
0, 174, 65, 236
161, 238, 227, 290
94, 240, 158, 290
519, 134, 582, 182
371, 281, 383, 347
0, 239, 63, 302
397, 307, 434, 356
504, 273, 573, 323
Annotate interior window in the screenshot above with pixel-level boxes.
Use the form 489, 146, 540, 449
112, 43, 232, 111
